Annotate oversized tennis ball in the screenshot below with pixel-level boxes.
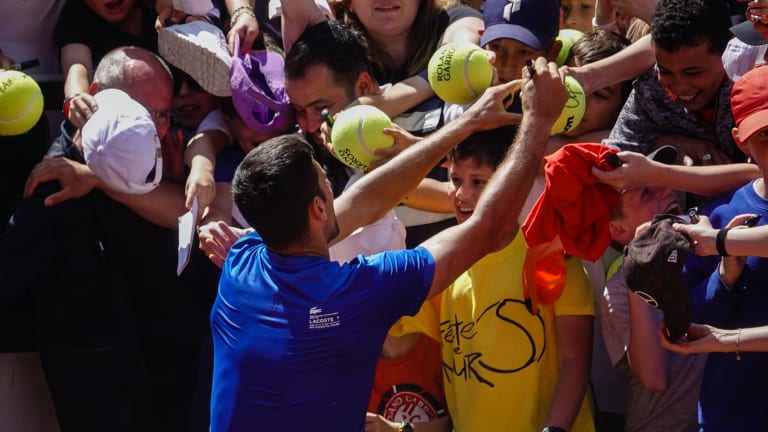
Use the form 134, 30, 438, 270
550, 76, 586, 135
428, 42, 494, 105
555, 29, 584, 66
331, 105, 394, 170
0, 70, 44, 136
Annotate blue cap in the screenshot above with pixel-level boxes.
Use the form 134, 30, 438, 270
480, 0, 560, 50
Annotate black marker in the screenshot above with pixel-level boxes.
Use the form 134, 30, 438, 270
321, 109, 334, 128
11, 59, 40, 71
525, 59, 536, 77
743, 214, 762, 228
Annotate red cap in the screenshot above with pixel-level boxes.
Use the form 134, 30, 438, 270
731, 65, 768, 142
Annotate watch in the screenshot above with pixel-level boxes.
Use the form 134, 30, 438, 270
399, 421, 414, 432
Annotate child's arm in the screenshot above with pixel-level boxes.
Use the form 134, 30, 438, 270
401, 178, 453, 213
184, 130, 229, 211
544, 314, 593, 430
626, 290, 669, 391
356, 76, 433, 119
61, 44, 98, 128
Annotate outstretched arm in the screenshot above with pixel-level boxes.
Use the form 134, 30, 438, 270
421, 58, 568, 297
333, 79, 524, 248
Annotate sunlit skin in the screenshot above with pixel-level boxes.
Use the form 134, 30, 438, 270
128, 69, 173, 139
653, 41, 726, 113
285, 64, 358, 146
346, 0, 420, 42
560, 0, 595, 33
448, 156, 495, 224
173, 81, 218, 131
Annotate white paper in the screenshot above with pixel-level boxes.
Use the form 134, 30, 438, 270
177, 197, 199, 276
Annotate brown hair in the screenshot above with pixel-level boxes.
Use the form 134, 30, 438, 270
334, 0, 457, 83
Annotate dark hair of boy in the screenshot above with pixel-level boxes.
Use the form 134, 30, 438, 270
232, 133, 327, 249
448, 125, 517, 169
570, 29, 633, 101
284, 20, 375, 100
651, 0, 731, 55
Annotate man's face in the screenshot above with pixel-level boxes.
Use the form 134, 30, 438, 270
484, 38, 547, 84
654, 41, 726, 112
612, 186, 681, 245
448, 156, 495, 224
285, 64, 355, 146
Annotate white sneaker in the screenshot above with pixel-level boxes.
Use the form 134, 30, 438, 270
159, 21, 232, 97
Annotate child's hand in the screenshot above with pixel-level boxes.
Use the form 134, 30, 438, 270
66, 93, 98, 129
185, 166, 216, 212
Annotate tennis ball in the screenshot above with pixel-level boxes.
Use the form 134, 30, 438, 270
0, 70, 44, 136
331, 105, 395, 170
555, 29, 584, 66
428, 42, 494, 105
550, 76, 586, 135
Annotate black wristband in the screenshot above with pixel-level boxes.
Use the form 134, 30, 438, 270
541, 427, 567, 432
716, 227, 731, 257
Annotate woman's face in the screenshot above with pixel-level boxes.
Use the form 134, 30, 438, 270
347, 0, 421, 41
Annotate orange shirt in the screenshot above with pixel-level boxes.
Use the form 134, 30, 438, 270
368, 334, 447, 423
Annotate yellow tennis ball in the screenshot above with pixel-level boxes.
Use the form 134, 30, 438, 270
0, 70, 44, 136
331, 105, 395, 170
428, 42, 494, 105
555, 29, 584, 66
551, 76, 586, 135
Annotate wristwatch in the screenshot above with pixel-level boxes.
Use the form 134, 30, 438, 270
399, 421, 414, 432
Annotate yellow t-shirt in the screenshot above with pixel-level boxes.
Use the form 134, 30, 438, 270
440, 232, 596, 432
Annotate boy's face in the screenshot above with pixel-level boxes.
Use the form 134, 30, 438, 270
484, 39, 548, 83
564, 82, 624, 137
448, 156, 495, 224
609, 186, 681, 245
734, 125, 768, 174
173, 81, 218, 130
560, 0, 595, 33
653, 41, 726, 112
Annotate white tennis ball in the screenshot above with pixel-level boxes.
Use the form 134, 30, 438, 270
428, 42, 494, 105
551, 76, 586, 135
0, 70, 44, 136
331, 105, 395, 170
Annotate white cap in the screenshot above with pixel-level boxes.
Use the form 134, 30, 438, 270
81, 89, 163, 194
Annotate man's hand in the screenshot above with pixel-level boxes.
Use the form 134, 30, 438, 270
520, 58, 568, 124
24, 156, 99, 206
673, 214, 755, 256
0, 50, 15, 70
460, 79, 523, 131
198, 221, 251, 268
366, 125, 422, 172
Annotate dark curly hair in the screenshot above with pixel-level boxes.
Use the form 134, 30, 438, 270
651, 0, 731, 54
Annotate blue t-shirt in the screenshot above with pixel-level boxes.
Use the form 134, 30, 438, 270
210, 232, 435, 431
684, 180, 768, 431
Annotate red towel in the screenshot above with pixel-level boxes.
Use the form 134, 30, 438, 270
522, 143, 621, 262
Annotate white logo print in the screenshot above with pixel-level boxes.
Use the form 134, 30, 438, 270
667, 250, 678, 263
308, 306, 341, 330
503, 0, 522, 21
